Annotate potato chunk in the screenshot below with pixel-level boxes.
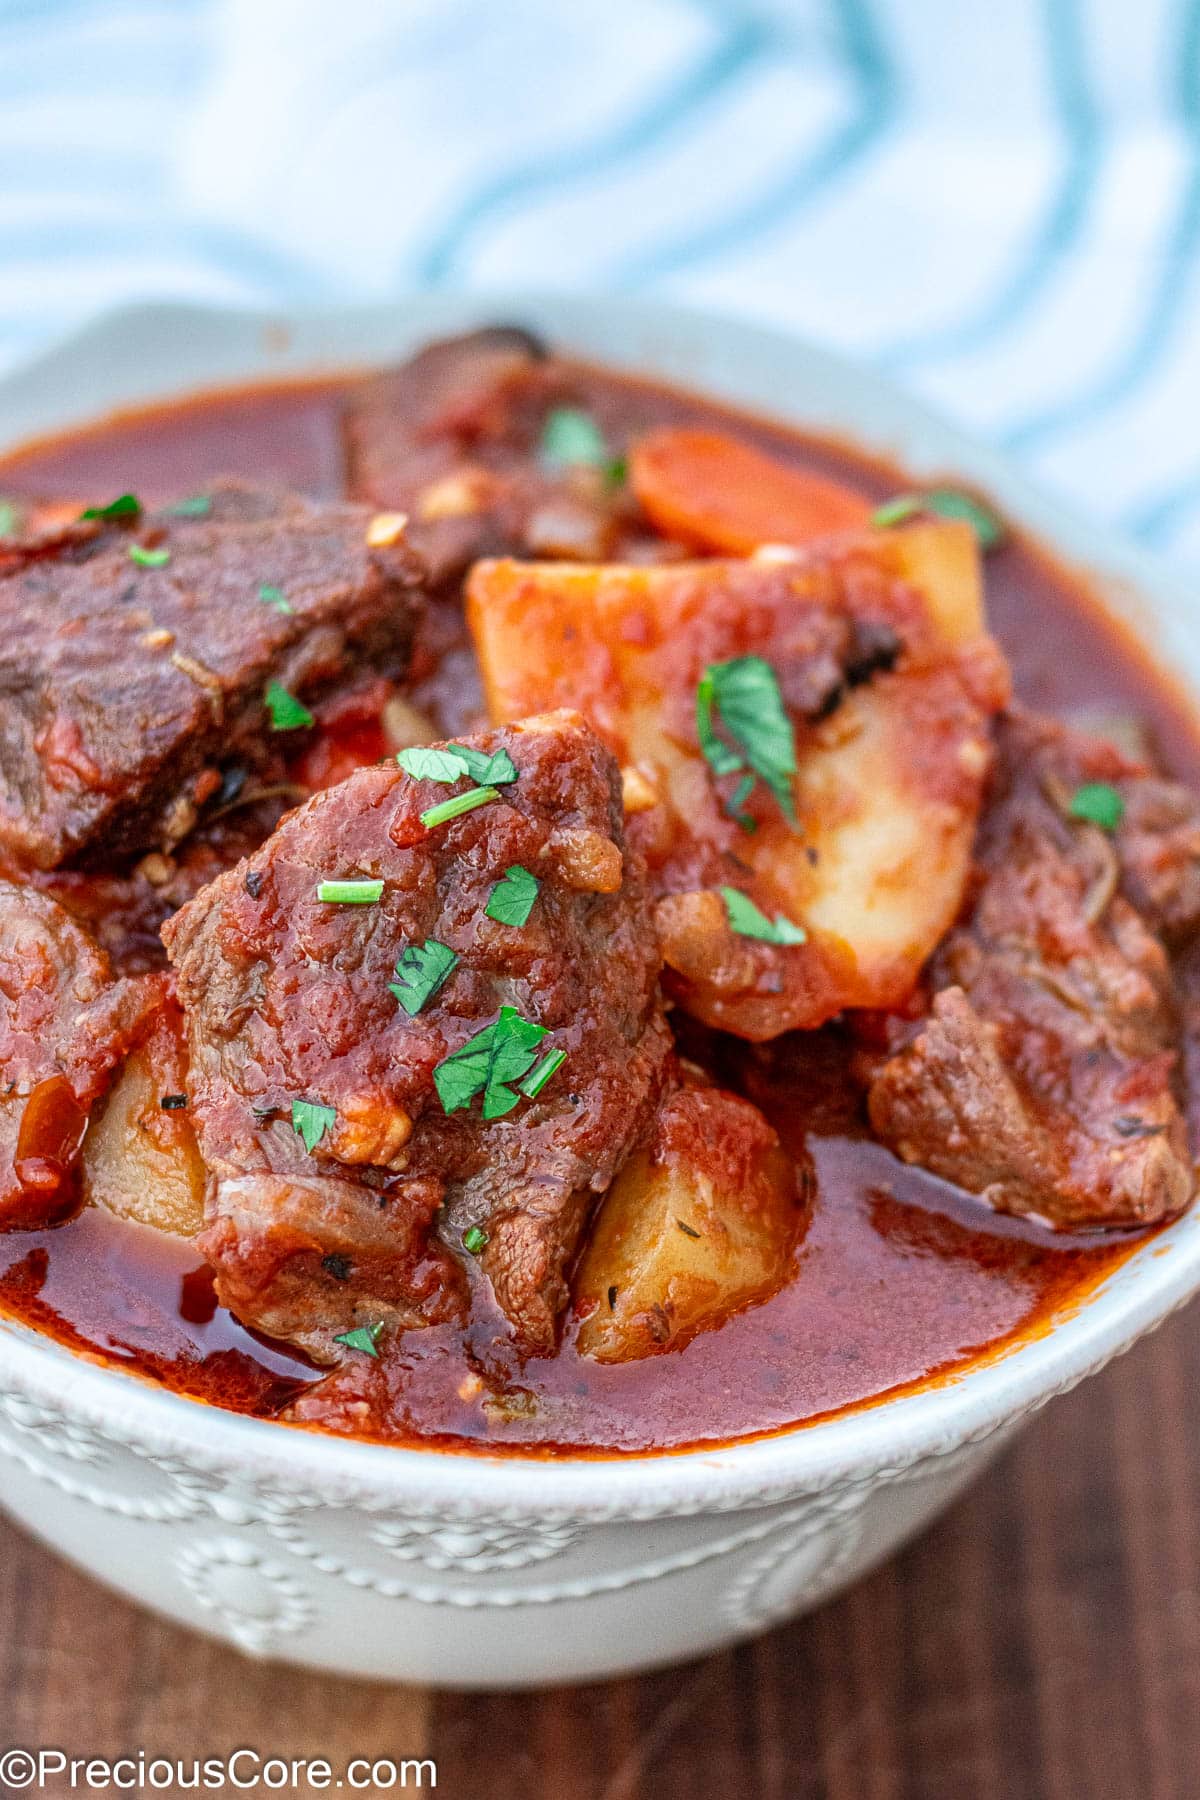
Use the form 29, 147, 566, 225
468, 523, 1009, 1038
573, 1084, 804, 1362
81, 1006, 206, 1238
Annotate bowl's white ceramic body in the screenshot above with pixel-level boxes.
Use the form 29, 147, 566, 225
2, 294, 1200, 1688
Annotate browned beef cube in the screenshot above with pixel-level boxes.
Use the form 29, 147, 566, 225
0, 482, 424, 870
163, 711, 672, 1358
869, 710, 1197, 1229
0, 880, 164, 1227
343, 328, 652, 585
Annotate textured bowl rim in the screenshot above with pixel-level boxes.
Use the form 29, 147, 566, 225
2, 288, 1199, 1522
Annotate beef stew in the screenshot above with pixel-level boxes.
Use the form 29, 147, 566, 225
0, 330, 1195, 1455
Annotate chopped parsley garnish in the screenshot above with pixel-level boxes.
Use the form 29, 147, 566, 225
165, 493, 212, 518
447, 743, 518, 786
80, 493, 140, 522
395, 743, 517, 786
871, 487, 1006, 551
720, 886, 807, 945
316, 878, 384, 905
420, 785, 500, 830
462, 1225, 489, 1255
264, 680, 314, 731
333, 1321, 385, 1357
519, 1047, 567, 1101
539, 407, 625, 485
396, 745, 474, 783
0, 500, 22, 535
128, 544, 170, 568
725, 772, 757, 833
485, 864, 539, 927
696, 656, 798, 827
1069, 781, 1125, 832
291, 1098, 336, 1153
159, 1093, 188, 1110
260, 583, 294, 615
434, 1005, 548, 1120
389, 938, 458, 1015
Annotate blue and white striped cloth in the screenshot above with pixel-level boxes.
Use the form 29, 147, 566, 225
3, 0, 1200, 564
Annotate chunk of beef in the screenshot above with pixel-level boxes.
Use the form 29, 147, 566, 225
344, 328, 662, 588
163, 711, 673, 1357
868, 710, 1196, 1228
0, 881, 164, 1226
0, 481, 425, 871
1116, 777, 1200, 941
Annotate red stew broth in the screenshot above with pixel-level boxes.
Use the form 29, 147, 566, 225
0, 358, 1187, 1455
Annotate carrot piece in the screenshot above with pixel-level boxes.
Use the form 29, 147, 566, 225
630, 426, 872, 554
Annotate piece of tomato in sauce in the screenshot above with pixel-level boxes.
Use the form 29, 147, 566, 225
292, 675, 393, 793
10, 1074, 88, 1227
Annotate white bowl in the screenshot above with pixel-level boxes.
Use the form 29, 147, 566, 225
2, 293, 1199, 1688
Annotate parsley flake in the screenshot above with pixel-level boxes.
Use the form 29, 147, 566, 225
434, 1006, 548, 1120
333, 1321, 385, 1357
80, 493, 140, 522
447, 743, 518, 786
420, 786, 499, 830
396, 745, 472, 783
725, 771, 757, 832
165, 494, 212, 518
291, 1098, 336, 1153
390, 938, 458, 1016
1069, 781, 1125, 832
462, 1225, 489, 1255
485, 864, 539, 927
871, 487, 1006, 551
316, 878, 384, 905
264, 680, 314, 731
395, 743, 518, 787
0, 500, 22, 536
128, 544, 170, 568
696, 656, 798, 827
539, 407, 624, 485
260, 583, 294, 615
519, 1047, 566, 1101
720, 886, 807, 945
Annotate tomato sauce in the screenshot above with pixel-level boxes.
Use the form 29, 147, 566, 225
0, 356, 1187, 1455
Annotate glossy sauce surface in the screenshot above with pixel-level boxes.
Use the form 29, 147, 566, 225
0, 361, 1190, 1454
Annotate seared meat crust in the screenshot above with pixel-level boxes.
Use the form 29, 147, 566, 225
164, 711, 672, 1356
344, 327, 664, 585
0, 481, 424, 870
869, 710, 1196, 1228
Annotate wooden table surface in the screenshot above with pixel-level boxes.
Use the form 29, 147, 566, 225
3, 1299, 1199, 1800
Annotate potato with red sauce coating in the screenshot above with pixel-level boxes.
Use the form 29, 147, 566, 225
574, 1081, 806, 1362
468, 522, 1009, 1039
